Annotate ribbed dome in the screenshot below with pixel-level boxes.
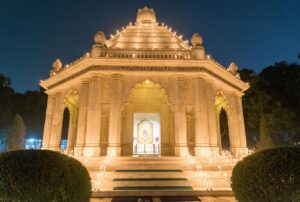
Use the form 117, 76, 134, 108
106, 8, 191, 52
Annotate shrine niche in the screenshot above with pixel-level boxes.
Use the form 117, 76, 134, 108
137, 120, 153, 144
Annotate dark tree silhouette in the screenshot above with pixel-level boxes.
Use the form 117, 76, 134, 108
6, 114, 25, 151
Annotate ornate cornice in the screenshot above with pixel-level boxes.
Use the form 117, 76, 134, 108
45, 65, 244, 93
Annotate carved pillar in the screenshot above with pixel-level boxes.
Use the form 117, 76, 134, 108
66, 105, 78, 154
42, 93, 55, 149
228, 93, 248, 155
122, 104, 134, 155
205, 81, 219, 153
75, 79, 89, 156
236, 94, 247, 148
49, 92, 63, 151
193, 77, 210, 156
227, 93, 241, 155
173, 76, 188, 156
108, 74, 124, 156
84, 75, 103, 156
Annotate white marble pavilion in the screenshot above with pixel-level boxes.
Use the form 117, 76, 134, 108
40, 7, 249, 158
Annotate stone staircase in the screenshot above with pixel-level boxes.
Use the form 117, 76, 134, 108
77, 155, 236, 198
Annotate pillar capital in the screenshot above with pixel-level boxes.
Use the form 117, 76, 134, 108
89, 73, 104, 80
80, 78, 89, 83
204, 79, 214, 85
172, 75, 185, 81
111, 74, 125, 80
192, 75, 206, 80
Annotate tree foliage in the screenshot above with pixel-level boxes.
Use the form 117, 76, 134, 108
0, 150, 91, 202
240, 60, 300, 149
0, 74, 46, 143
231, 147, 300, 202
6, 114, 25, 151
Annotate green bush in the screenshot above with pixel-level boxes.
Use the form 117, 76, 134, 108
0, 150, 91, 202
231, 147, 300, 202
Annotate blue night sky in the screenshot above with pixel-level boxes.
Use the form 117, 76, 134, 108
0, 0, 299, 92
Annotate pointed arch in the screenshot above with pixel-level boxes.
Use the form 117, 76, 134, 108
215, 91, 232, 153
61, 89, 79, 154
122, 79, 173, 155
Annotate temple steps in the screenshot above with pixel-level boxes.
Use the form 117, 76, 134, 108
92, 180, 230, 187
86, 165, 234, 172
89, 171, 232, 180
78, 156, 235, 197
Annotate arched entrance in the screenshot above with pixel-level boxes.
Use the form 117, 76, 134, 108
215, 92, 231, 153
61, 108, 70, 150
121, 80, 173, 155
219, 108, 230, 151
61, 89, 79, 154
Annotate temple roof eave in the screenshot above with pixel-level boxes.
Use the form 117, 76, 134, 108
40, 57, 249, 93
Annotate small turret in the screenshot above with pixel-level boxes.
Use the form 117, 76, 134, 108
50, 58, 62, 77
191, 33, 205, 59
227, 62, 240, 78
91, 31, 107, 57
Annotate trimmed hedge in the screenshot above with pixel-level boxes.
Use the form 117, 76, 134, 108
0, 150, 91, 202
231, 147, 300, 202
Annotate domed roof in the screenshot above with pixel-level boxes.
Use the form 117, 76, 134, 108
136, 7, 156, 25
106, 7, 191, 52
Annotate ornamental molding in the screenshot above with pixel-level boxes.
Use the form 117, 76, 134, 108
45, 65, 243, 93
46, 65, 205, 90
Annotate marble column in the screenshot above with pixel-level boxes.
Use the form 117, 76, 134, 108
227, 93, 241, 155
231, 93, 248, 155
205, 81, 219, 153
84, 75, 103, 156
122, 104, 134, 155
108, 74, 124, 156
173, 76, 188, 156
66, 104, 78, 154
42, 93, 55, 149
193, 77, 210, 156
236, 94, 247, 148
49, 92, 63, 151
75, 79, 89, 156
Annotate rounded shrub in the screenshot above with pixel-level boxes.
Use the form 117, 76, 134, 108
231, 147, 300, 202
0, 150, 91, 202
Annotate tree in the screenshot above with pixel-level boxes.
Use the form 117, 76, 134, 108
6, 114, 25, 151
0, 74, 11, 88
17, 90, 47, 138
240, 59, 300, 149
256, 114, 275, 150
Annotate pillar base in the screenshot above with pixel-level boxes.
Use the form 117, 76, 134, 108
231, 146, 248, 157
74, 146, 85, 157
83, 146, 101, 157
41, 146, 60, 152
209, 146, 221, 157
107, 146, 121, 156
194, 146, 211, 156
174, 146, 189, 156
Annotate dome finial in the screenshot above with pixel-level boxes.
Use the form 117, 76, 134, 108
136, 7, 156, 25
94, 31, 106, 44
191, 33, 203, 47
